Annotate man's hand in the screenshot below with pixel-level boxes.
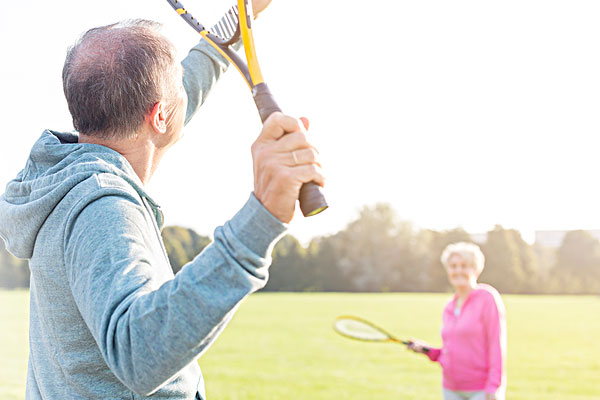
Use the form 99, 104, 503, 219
251, 0, 272, 18
251, 113, 324, 223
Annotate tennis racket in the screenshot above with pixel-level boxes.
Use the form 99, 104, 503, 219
166, 0, 328, 217
333, 315, 430, 353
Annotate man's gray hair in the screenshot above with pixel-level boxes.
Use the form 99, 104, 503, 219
440, 242, 485, 274
62, 20, 177, 139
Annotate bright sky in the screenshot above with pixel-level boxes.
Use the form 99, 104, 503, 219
1, 0, 600, 244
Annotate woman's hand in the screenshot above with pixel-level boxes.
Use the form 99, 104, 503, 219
485, 393, 497, 400
406, 339, 430, 354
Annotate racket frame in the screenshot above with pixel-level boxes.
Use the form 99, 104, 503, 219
166, 0, 253, 87
333, 315, 409, 345
333, 315, 431, 353
166, 0, 329, 217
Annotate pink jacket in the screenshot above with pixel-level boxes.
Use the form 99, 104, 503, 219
427, 284, 507, 393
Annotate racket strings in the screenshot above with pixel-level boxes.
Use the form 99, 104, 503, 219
334, 319, 390, 341
211, 6, 240, 41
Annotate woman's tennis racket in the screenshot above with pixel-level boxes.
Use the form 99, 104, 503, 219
166, 0, 328, 217
333, 316, 430, 353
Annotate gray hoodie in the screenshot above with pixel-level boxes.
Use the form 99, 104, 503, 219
0, 41, 286, 399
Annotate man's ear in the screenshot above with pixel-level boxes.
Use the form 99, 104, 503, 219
148, 101, 167, 134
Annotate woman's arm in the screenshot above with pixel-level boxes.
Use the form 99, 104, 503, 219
482, 290, 507, 395
406, 340, 442, 362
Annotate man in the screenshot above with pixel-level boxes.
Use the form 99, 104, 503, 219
0, 3, 324, 399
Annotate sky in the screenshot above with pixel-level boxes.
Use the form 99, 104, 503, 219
1, 0, 600, 244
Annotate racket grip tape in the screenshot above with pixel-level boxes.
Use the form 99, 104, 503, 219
253, 82, 282, 123
252, 82, 328, 217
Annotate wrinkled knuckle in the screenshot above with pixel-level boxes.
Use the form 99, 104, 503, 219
267, 111, 284, 125
261, 113, 276, 131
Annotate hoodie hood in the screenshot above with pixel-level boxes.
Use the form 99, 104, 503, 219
0, 130, 161, 259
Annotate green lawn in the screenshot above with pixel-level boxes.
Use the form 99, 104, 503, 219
0, 290, 29, 400
1, 291, 599, 399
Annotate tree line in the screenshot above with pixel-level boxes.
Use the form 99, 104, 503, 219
1, 203, 599, 294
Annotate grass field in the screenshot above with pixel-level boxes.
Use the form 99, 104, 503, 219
1, 290, 599, 399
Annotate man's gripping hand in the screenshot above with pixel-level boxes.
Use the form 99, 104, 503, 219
251, 113, 324, 223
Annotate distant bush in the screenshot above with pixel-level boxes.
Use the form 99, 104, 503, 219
3, 203, 600, 294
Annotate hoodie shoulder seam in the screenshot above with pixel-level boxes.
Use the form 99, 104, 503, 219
62, 174, 146, 253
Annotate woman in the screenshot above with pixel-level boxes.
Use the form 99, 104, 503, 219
408, 242, 507, 400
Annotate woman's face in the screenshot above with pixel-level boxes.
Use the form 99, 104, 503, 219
446, 253, 478, 290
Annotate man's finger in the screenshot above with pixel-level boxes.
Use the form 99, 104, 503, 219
299, 116, 309, 131
290, 164, 325, 187
258, 112, 305, 142
273, 131, 313, 153
288, 148, 320, 167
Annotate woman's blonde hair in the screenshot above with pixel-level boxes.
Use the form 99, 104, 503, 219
440, 242, 485, 274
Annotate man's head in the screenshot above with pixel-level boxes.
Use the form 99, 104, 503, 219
63, 20, 185, 140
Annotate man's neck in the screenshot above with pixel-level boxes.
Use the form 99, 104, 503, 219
79, 132, 161, 185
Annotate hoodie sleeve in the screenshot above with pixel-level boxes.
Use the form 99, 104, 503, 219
425, 347, 441, 362
482, 290, 507, 394
182, 39, 241, 125
64, 188, 286, 396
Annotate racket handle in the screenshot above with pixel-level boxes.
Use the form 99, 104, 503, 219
405, 340, 430, 353
253, 82, 282, 123
252, 82, 328, 217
